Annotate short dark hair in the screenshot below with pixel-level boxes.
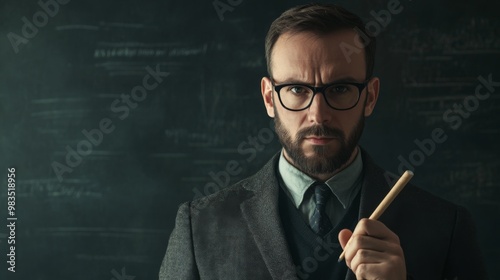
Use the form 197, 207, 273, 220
265, 3, 376, 79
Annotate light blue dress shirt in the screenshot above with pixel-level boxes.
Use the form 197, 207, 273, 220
278, 147, 363, 227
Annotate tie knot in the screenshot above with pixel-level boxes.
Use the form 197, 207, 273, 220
314, 183, 331, 206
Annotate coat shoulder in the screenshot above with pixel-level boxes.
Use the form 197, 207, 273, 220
188, 153, 280, 213
361, 149, 464, 217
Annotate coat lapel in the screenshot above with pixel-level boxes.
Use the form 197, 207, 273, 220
240, 154, 298, 280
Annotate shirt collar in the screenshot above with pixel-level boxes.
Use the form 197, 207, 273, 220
278, 147, 363, 209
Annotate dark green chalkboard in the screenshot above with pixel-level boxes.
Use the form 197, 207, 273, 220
1, 0, 499, 279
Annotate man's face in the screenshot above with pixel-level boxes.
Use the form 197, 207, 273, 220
261, 30, 379, 180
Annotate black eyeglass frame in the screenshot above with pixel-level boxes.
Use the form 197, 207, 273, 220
271, 78, 371, 111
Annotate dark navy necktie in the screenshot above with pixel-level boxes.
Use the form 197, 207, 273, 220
310, 183, 333, 236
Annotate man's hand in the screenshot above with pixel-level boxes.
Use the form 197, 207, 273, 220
338, 218, 406, 280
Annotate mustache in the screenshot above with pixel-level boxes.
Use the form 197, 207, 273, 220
296, 125, 345, 141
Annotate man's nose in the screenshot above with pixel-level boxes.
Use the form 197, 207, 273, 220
307, 92, 332, 124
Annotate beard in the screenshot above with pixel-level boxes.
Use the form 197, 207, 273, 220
274, 106, 365, 177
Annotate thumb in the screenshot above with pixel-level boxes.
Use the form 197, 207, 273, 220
338, 229, 352, 250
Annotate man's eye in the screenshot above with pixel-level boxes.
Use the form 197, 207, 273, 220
331, 85, 349, 93
288, 86, 309, 94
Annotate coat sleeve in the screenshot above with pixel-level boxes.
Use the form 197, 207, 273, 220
159, 202, 200, 280
443, 205, 488, 280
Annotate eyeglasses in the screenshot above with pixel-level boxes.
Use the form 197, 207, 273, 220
271, 78, 370, 111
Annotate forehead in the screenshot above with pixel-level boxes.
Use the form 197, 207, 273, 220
270, 30, 367, 82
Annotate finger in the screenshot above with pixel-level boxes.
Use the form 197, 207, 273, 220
342, 235, 383, 265
350, 250, 406, 280
343, 234, 404, 265
351, 218, 400, 244
338, 229, 352, 250
353, 262, 393, 280
347, 235, 386, 253
349, 248, 383, 272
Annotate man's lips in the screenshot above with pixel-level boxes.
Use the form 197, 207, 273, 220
304, 136, 337, 145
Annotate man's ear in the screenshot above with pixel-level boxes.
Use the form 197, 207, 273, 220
261, 77, 275, 118
364, 77, 380, 117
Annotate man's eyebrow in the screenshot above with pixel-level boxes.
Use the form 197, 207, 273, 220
274, 79, 308, 84
329, 77, 362, 84
274, 77, 362, 85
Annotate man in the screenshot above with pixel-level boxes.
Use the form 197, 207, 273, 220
160, 4, 486, 280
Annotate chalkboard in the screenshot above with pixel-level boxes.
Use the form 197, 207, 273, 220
1, 0, 499, 279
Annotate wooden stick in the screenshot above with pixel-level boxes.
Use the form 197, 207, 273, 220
338, 170, 414, 262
